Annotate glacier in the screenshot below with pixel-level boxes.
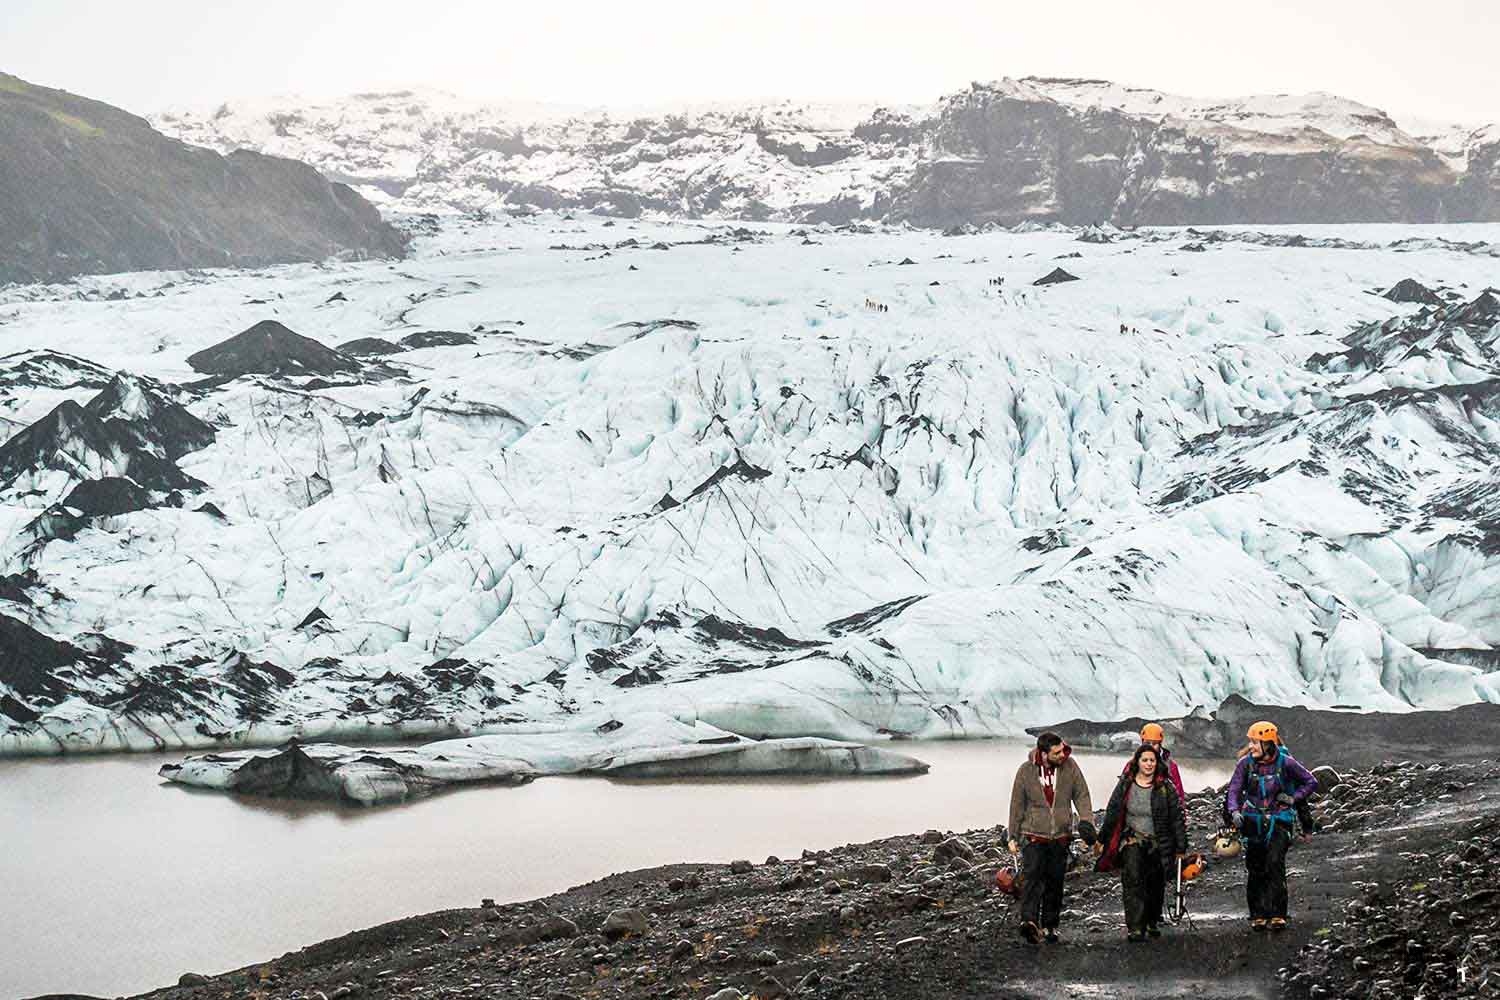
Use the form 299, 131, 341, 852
2, 214, 1500, 755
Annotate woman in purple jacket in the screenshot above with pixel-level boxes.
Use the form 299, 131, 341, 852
1224, 721, 1316, 931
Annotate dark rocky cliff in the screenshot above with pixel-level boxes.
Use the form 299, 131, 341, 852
0, 71, 408, 285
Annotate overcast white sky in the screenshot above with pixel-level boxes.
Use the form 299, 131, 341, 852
2, 0, 1496, 122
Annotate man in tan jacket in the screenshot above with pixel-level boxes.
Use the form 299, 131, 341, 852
1007, 731, 1096, 943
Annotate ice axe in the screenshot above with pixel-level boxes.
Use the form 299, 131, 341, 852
1171, 853, 1205, 927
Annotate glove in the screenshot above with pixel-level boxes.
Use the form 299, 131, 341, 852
1076, 821, 1097, 846
1276, 793, 1295, 806
1231, 810, 1245, 828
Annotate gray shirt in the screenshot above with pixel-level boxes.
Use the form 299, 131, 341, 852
1126, 781, 1155, 839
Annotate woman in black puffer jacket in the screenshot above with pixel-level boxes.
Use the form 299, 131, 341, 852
1094, 743, 1188, 941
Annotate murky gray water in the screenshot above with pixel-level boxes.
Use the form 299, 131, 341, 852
0, 740, 1234, 998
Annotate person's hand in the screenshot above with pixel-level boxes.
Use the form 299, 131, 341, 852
1175, 852, 1186, 859
1008, 840, 1020, 855
1276, 793, 1295, 806
1231, 810, 1244, 827
1076, 821, 1097, 846
1092, 841, 1104, 856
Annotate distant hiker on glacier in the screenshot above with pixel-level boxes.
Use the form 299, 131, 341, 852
1120, 723, 1186, 808
1094, 743, 1188, 941
1008, 732, 1096, 944
1224, 721, 1317, 931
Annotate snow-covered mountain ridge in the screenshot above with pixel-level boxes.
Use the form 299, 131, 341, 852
152, 78, 1500, 226
1, 215, 1499, 753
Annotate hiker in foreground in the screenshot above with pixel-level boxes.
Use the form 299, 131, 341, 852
1095, 743, 1188, 940
1224, 720, 1317, 931
1007, 731, 1096, 944
1123, 722, 1186, 807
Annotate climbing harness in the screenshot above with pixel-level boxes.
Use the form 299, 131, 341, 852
1238, 747, 1299, 845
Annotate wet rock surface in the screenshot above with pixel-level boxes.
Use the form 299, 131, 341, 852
122, 746, 1500, 1000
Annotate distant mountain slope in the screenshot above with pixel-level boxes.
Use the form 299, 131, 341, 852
0, 71, 408, 285
154, 78, 1500, 226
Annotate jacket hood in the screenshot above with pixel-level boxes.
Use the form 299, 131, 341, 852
1030, 741, 1072, 767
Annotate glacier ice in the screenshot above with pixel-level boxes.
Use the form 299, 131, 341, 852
2, 216, 1500, 756
159, 715, 930, 805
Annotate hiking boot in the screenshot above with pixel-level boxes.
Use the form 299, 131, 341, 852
1126, 930, 1146, 943
1044, 928, 1061, 944
1146, 924, 1161, 938
1250, 918, 1268, 931
1268, 917, 1288, 932
1018, 921, 1042, 945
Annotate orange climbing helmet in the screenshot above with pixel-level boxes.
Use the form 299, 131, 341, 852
995, 865, 1023, 898
1246, 721, 1279, 744
1140, 722, 1165, 743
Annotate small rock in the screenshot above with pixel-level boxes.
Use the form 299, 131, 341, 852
920, 830, 944, 844
895, 935, 927, 949
671, 939, 695, 960
729, 859, 754, 874
705, 990, 743, 1000
668, 877, 687, 892
178, 973, 209, 987
755, 948, 780, 966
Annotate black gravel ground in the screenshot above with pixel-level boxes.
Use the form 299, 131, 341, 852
105, 747, 1500, 1000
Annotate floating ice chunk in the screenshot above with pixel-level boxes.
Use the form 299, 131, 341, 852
158, 714, 928, 806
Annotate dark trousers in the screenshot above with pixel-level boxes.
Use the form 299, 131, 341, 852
1120, 840, 1166, 932
1244, 826, 1291, 918
1020, 839, 1069, 928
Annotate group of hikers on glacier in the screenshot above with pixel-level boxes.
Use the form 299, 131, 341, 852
1005, 721, 1317, 943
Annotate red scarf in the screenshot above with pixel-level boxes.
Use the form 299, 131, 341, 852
1039, 758, 1056, 807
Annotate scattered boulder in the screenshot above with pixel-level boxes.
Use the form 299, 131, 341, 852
729, 859, 754, 874
60, 477, 152, 516
601, 907, 649, 940
1382, 278, 1442, 305
186, 320, 360, 379
398, 330, 477, 350
336, 337, 403, 357
529, 914, 578, 941
178, 972, 209, 987
1033, 267, 1080, 286
931, 837, 976, 866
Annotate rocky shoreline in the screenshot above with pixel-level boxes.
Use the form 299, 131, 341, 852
101, 721, 1499, 1000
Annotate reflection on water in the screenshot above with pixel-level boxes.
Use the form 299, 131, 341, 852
0, 740, 1234, 998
